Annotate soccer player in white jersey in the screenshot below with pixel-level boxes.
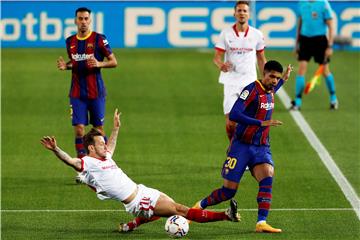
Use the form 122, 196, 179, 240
214, 1, 267, 141
41, 109, 240, 233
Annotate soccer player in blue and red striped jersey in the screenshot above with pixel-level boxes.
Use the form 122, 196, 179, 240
193, 60, 293, 233
57, 7, 117, 160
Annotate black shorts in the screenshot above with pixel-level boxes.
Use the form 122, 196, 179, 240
298, 35, 330, 64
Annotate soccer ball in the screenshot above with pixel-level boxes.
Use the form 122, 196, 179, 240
164, 215, 189, 238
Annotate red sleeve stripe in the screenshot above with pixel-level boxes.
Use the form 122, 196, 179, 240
215, 47, 226, 53
256, 48, 265, 53
79, 159, 84, 172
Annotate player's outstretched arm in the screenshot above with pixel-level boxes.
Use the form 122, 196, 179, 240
107, 109, 121, 156
282, 64, 293, 82
256, 50, 267, 76
40, 136, 82, 171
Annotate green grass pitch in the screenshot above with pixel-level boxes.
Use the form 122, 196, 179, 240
2, 48, 359, 239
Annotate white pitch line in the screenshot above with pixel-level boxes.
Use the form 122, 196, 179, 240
277, 88, 360, 220
0, 208, 354, 213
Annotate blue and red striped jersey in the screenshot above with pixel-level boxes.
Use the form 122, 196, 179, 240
229, 79, 284, 146
66, 31, 112, 99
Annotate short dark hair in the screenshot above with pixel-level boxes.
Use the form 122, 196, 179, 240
234, 1, 250, 10
83, 128, 103, 154
75, 7, 91, 16
264, 60, 283, 74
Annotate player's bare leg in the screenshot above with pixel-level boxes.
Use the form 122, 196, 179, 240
323, 64, 338, 110
291, 60, 308, 110
155, 193, 239, 223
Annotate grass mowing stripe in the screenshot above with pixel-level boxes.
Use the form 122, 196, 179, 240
277, 88, 360, 220
1, 208, 354, 213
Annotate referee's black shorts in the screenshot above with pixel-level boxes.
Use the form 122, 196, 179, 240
298, 35, 330, 64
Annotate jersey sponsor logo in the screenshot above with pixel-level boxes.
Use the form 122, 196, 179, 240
230, 47, 253, 52
71, 53, 93, 61
260, 102, 274, 110
101, 164, 117, 170
240, 90, 249, 100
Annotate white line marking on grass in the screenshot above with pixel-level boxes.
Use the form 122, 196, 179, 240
277, 88, 360, 220
1, 208, 354, 213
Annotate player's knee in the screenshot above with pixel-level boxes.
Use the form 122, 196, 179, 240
74, 125, 85, 137
221, 186, 237, 199
253, 164, 274, 181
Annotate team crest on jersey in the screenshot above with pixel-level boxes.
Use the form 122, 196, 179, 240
87, 43, 94, 49
311, 11, 318, 19
240, 90, 249, 100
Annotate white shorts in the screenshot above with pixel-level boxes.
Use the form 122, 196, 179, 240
124, 184, 161, 219
223, 84, 245, 114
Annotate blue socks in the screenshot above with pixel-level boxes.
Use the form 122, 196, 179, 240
295, 73, 337, 106
295, 75, 305, 106
325, 73, 337, 103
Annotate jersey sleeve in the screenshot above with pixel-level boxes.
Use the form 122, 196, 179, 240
215, 30, 226, 52
98, 34, 113, 57
297, 2, 302, 18
256, 30, 266, 52
323, 0, 333, 20
79, 158, 87, 172
229, 85, 262, 126
274, 79, 285, 93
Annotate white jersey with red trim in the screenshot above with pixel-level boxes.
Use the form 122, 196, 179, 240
80, 152, 137, 202
215, 24, 265, 87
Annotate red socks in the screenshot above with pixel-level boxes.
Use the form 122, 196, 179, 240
126, 216, 160, 230
186, 208, 228, 223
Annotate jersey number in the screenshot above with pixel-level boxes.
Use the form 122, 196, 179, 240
225, 157, 237, 169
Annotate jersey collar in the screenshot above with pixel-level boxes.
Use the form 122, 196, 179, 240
232, 24, 250, 38
256, 80, 271, 93
76, 31, 93, 40
87, 153, 107, 161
